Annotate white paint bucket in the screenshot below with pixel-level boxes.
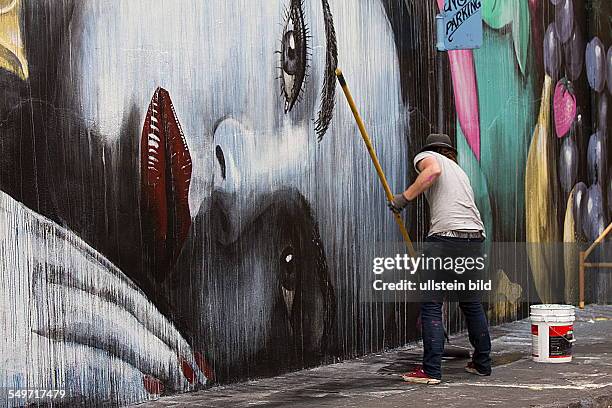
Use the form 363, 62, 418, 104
530, 304, 575, 363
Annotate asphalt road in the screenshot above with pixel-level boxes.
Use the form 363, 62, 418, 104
137, 305, 612, 408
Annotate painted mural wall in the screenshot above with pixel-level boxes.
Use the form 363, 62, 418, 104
0, 0, 609, 406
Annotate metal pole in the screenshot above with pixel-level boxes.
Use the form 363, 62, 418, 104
584, 222, 612, 259
579, 251, 585, 309
580, 222, 611, 309
436, 51, 444, 133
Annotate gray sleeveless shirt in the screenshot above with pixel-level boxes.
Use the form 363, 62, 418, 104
413, 151, 486, 237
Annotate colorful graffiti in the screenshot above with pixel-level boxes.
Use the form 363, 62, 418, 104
0, 0, 609, 406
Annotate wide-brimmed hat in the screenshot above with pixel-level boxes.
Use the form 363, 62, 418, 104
418, 133, 457, 154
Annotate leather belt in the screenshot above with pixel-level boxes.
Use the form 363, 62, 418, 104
432, 230, 484, 239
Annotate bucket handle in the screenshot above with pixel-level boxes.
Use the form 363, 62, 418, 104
563, 336, 576, 344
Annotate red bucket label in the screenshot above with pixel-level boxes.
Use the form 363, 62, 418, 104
531, 324, 538, 357
549, 325, 573, 358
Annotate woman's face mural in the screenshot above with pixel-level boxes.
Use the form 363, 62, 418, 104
1, 0, 409, 404
50, 0, 407, 378
40, 0, 408, 253
2, 0, 610, 405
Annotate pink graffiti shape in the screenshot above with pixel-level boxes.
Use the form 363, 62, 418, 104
436, 0, 481, 162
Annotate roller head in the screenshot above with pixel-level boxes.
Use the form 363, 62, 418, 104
443, 345, 471, 359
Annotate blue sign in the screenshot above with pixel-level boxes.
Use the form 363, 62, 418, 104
436, 0, 483, 51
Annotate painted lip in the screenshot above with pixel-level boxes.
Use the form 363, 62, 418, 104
141, 87, 192, 280
143, 374, 164, 395
179, 356, 196, 384
195, 351, 215, 381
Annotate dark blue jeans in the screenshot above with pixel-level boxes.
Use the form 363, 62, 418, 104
420, 235, 491, 379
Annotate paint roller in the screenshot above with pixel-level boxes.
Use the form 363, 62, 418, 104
335, 69, 471, 360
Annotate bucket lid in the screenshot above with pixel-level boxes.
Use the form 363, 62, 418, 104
530, 304, 575, 311
531, 314, 576, 323
530, 304, 575, 315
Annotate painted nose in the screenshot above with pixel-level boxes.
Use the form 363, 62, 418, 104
210, 116, 311, 244
211, 117, 264, 245
212, 117, 242, 194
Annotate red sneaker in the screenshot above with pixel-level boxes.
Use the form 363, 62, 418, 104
401, 366, 441, 385
464, 361, 490, 376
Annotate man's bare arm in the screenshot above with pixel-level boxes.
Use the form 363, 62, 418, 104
402, 156, 442, 201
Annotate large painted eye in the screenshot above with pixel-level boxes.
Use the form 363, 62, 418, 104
280, 245, 297, 291
282, 31, 299, 75
279, 245, 297, 318
279, 0, 308, 113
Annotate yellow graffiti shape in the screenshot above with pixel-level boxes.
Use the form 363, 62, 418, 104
525, 75, 560, 303
0, 0, 28, 80
563, 187, 579, 303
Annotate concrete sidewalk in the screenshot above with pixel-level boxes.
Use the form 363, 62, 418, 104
138, 305, 612, 408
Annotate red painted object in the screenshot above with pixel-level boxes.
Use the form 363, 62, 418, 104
195, 351, 215, 381
436, 0, 481, 161
553, 79, 577, 138
179, 357, 197, 384
143, 375, 164, 395
141, 88, 193, 277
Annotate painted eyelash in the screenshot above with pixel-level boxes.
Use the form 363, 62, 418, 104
314, 0, 338, 141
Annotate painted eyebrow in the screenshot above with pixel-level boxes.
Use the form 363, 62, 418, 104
313, 0, 338, 141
